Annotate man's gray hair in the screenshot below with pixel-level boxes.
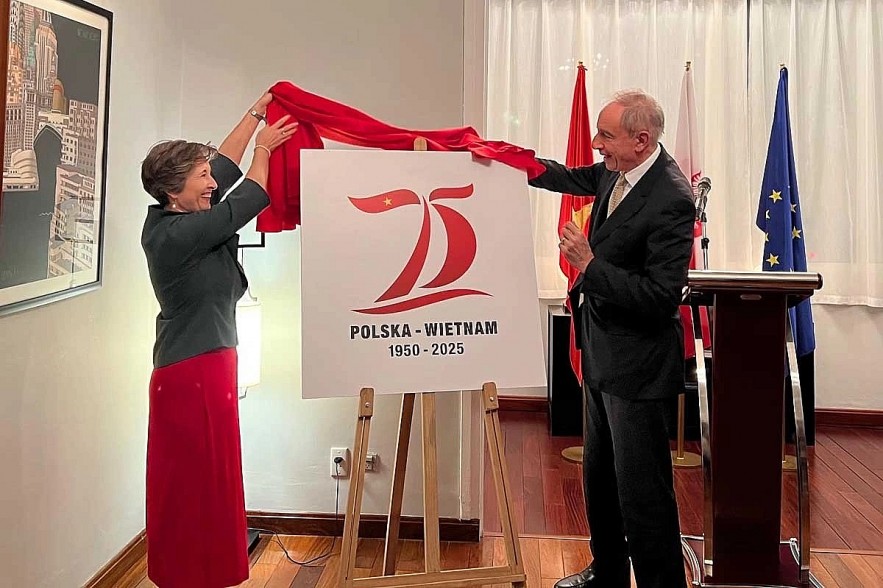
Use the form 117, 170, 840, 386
610, 89, 665, 144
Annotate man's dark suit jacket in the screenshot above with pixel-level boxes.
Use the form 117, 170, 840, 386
530, 146, 695, 400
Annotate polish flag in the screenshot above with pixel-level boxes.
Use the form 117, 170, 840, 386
674, 63, 711, 357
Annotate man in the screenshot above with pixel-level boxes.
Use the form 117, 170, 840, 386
530, 90, 695, 588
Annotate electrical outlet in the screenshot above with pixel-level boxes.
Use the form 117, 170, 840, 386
330, 447, 349, 478
365, 452, 379, 472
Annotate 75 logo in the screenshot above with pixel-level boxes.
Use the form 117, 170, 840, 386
348, 184, 490, 314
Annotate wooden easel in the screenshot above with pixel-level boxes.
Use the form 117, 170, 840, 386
338, 384, 526, 587
338, 138, 524, 586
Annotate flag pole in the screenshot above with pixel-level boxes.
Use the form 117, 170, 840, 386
559, 58, 593, 465
671, 60, 703, 468
777, 63, 797, 472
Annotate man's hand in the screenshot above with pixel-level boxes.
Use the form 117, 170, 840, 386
559, 221, 594, 272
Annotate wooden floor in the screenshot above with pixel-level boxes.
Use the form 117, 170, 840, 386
129, 535, 883, 588
119, 411, 883, 587
484, 412, 883, 552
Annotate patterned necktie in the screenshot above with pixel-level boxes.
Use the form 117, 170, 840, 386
607, 172, 628, 216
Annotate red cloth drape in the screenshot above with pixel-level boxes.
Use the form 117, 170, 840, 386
260, 81, 546, 232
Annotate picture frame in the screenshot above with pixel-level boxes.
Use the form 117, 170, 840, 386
0, 0, 112, 316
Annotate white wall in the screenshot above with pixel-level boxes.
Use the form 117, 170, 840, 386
174, 0, 481, 520
0, 1, 184, 585
813, 305, 883, 410
2, 3, 488, 584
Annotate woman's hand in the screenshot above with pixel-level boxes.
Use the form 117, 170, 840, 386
251, 92, 273, 117
255, 115, 299, 152
218, 92, 276, 164
247, 116, 297, 188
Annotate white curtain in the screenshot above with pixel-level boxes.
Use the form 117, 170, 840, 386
488, 0, 883, 306
749, 0, 883, 305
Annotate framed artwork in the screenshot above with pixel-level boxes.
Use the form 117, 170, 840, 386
0, 0, 112, 316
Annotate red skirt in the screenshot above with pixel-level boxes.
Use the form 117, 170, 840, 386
146, 348, 249, 588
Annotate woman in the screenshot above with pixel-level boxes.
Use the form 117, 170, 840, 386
140, 93, 298, 587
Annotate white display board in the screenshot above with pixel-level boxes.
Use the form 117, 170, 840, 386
300, 150, 546, 398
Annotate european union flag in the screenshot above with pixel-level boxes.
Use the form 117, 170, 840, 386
756, 67, 815, 356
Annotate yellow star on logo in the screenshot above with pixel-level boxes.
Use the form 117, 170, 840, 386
765, 209, 770, 220
790, 203, 797, 213
792, 227, 802, 239
769, 190, 783, 203
766, 253, 780, 267
383, 197, 393, 206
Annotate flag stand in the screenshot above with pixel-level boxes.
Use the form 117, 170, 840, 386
671, 306, 707, 468
337, 384, 526, 587
671, 307, 707, 469
671, 393, 703, 468
782, 415, 797, 471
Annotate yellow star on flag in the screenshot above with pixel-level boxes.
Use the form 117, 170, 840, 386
383, 197, 393, 206
792, 226, 802, 239
765, 209, 770, 220
765, 232, 769, 242
769, 190, 783, 203
571, 202, 594, 232
790, 203, 797, 213
766, 253, 780, 267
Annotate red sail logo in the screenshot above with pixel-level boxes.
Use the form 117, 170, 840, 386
348, 184, 490, 314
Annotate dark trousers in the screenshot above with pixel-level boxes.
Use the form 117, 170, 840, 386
583, 383, 686, 588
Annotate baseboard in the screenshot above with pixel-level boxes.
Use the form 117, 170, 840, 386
500, 399, 883, 429
82, 530, 147, 588
499, 400, 883, 426
84, 512, 480, 586
247, 511, 480, 543
816, 408, 883, 428
498, 395, 547, 413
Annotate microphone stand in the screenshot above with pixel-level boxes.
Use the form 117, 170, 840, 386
699, 202, 709, 271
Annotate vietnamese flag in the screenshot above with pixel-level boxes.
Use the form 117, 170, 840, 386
558, 62, 595, 383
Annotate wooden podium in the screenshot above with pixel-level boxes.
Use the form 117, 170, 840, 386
681, 270, 822, 587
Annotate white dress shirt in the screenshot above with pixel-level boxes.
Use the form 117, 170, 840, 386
606, 143, 662, 217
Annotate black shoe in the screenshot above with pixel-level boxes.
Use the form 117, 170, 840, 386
553, 564, 630, 588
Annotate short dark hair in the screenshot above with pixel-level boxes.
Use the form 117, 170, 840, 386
141, 140, 217, 206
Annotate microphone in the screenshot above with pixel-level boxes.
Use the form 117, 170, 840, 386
695, 176, 711, 220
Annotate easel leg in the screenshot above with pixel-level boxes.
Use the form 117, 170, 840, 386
422, 392, 442, 573
482, 383, 525, 587
339, 388, 374, 588
383, 392, 416, 575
